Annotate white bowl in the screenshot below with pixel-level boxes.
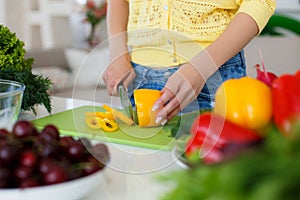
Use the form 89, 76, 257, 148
0, 169, 105, 200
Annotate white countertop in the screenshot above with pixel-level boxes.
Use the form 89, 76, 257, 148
34, 96, 183, 200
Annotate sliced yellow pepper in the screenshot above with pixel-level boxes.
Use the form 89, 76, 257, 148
214, 77, 272, 130
98, 117, 118, 132
102, 104, 134, 126
85, 116, 101, 129
85, 111, 114, 119
85, 116, 119, 132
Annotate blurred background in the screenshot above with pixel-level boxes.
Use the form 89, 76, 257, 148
0, 0, 299, 96
0, 0, 299, 51
0, 0, 108, 50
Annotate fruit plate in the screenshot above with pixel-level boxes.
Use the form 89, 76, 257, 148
0, 169, 105, 200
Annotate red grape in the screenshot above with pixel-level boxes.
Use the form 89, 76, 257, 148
39, 158, 58, 174
0, 143, 19, 165
38, 142, 59, 157
0, 120, 109, 189
43, 165, 68, 185
59, 136, 75, 150
67, 141, 85, 161
41, 124, 60, 140
37, 131, 56, 144
19, 150, 37, 167
14, 166, 33, 180
12, 120, 35, 138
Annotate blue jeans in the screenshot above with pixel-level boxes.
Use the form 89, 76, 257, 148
128, 50, 246, 113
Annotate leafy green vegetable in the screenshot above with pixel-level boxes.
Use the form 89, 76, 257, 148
0, 24, 52, 113
159, 124, 300, 200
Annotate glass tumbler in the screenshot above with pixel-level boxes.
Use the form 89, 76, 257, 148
0, 79, 25, 131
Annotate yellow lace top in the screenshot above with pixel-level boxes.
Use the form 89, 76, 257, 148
125, 0, 276, 67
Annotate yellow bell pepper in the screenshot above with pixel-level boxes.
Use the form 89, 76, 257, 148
214, 77, 272, 130
134, 89, 161, 127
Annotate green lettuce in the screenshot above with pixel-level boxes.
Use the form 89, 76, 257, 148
0, 24, 51, 113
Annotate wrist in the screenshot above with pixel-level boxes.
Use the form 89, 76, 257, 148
108, 32, 129, 61
189, 50, 218, 81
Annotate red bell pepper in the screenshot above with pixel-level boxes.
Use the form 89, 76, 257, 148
185, 112, 262, 164
271, 70, 300, 136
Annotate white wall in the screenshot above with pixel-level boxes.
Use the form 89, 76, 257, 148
275, 0, 300, 21
276, 0, 300, 12
0, 0, 6, 25
5, 0, 27, 40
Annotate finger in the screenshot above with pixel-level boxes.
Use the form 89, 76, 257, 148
164, 96, 181, 114
167, 105, 181, 120
152, 88, 175, 112
109, 70, 134, 96
111, 84, 120, 96
106, 82, 117, 96
156, 97, 180, 125
102, 72, 119, 96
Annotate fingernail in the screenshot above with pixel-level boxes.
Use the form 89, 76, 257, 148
152, 105, 160, 111
161, 119, 168, 126
156, 116, 163, 124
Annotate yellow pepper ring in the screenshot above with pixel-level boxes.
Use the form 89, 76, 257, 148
134, 89, 162, 127
85, 116, 101, 129
98, 117, 119, 132
85, 111, 114, 119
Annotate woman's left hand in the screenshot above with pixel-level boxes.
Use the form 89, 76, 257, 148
153, 12, 260, 125
153, 63, 206, 125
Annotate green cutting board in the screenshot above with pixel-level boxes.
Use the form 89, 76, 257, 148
33, 106, 178, 151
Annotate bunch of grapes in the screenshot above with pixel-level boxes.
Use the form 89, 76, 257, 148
0, 120, 109, 188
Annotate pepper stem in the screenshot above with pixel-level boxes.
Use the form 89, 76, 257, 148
259, 49, 270, 83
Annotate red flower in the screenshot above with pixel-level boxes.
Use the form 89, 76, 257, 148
86, 0, 96, 9
84, 0, 107, 27
84, 0, 107, 47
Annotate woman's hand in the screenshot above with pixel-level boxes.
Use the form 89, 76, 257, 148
153, 63, 206, 125
104, 0, 132, 96
102, 54, 136, 96
154, 13, 260, 125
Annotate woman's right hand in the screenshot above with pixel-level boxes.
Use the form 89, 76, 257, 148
102, 54, 136, 96
104, 0, 132, 96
